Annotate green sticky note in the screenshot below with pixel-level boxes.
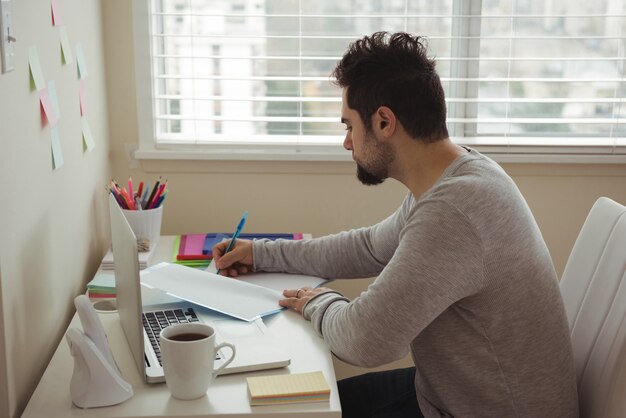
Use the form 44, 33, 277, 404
76, 44, 88, 79
28, 46, 46, 91
51, 127, 64, 169
48, 80, 61, 119
81, 117, 95, 151
59, 27, 74, 64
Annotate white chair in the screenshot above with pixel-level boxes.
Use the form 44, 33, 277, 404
560, 197, 626, 418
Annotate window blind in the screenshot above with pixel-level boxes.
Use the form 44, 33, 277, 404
140, 0, 626, 158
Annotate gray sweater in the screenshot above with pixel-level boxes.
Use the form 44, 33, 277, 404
253, 149, 579, 418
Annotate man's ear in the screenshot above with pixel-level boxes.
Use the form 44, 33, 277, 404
373, 106, 396, 138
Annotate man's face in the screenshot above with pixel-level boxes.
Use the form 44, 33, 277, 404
341, 89, 394, 186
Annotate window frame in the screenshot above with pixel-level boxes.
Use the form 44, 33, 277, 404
131, 0, 626, 164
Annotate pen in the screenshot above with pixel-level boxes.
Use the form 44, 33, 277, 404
141, 183, 150, 209
136, 181, 144, 200
145, 178, 161, 210
119, 187, 136, 210
216, 210, 249, 274
148, 180, 167, 209
155, 190, 167, 208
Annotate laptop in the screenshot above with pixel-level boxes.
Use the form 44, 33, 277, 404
109, 194, 291, 383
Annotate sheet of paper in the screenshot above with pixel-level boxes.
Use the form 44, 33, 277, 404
141, 262, 284, 321
51, 127, 64, 169
88, 272, 115, 288
81, 117, 95, 151
239, 272, 329, 293
59, 27, 73, 64
76, 44, 88, 79
28, 46, 46, 91
204, 264, 330, 293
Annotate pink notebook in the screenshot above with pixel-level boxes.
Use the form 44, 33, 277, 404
177, 234, 211, 260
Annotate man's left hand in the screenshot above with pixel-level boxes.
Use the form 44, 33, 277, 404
279, 287, 333, 314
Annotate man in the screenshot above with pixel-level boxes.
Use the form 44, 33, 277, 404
213, 32, 579, 418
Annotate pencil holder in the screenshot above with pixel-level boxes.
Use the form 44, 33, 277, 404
121, 206, 163, 251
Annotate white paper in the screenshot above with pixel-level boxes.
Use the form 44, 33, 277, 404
205, 262, 330, 292
236, 272, 329, 293
141, 262, 284, 321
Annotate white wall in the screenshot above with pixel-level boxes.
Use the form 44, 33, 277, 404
0, 0, 110, 416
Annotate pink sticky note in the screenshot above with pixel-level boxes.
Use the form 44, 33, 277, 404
79, 79, 87, 116
40, 88, 59, 126
51, 0, 63, 26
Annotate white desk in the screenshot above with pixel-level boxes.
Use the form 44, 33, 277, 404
21, 236, 342, 418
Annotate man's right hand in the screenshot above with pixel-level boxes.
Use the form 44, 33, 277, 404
212, 239, 254, 277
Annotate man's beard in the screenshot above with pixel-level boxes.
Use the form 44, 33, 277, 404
355, 131, 394, 186
356, 164, 386, 185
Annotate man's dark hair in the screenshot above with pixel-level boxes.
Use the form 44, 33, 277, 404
332, 32, 449, 142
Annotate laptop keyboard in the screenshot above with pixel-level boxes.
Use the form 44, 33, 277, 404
142, 307, 202, 366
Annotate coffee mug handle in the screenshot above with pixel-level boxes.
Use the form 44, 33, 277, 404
213, 342, 236, 376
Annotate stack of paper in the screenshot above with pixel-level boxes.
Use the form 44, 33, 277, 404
86, 272, 116, 299
247, 371, 331, 405
172, 234, 212, 268
101, 244, 156, 270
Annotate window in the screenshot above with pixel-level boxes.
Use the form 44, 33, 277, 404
132, 0, 626, 162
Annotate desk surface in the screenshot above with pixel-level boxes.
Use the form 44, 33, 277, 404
21, 236, 341, 418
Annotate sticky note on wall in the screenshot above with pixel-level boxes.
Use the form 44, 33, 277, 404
28, 46, 46, 91
81, 117, 95, 151
48, 80, 61, 119
76, 44, 89, 79
40, 88, 58, 126
51, 0, 64, 26
51, 127, 64, 169
59, 27, 73, 64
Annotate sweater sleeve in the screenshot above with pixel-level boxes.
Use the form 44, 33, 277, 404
301, 199, 486, 367
252, 193, 412, 279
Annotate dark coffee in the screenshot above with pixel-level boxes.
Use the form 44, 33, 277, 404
168, 333, 208, 342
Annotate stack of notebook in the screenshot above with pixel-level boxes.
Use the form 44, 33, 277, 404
101, 244, 156, 270
173, 233, 304, 268
86, 272, 116, 299
246, 371, 331, 406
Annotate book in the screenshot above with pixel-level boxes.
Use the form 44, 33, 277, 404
173, 233, 303, 268
100, 242, 156, 270
246, 371, 331, 406
202, 233, 303, 255
86, 272, 116, 298
176, 233, 303, 261
171, 235, 211, 268
177, 233, 212, 260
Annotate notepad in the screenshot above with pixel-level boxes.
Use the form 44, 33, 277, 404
86, 272, 116, 298
246, 371, 331, 405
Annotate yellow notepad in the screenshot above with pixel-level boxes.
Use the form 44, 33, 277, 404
246, 371, 331, 406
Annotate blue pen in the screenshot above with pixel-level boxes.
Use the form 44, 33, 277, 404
216, 210, 249, 274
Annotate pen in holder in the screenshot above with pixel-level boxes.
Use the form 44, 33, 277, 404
107, 177, 168, 251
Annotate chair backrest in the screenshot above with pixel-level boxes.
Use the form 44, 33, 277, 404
560, 197, 626, 418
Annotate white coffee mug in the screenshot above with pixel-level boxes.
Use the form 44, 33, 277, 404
160, 323, 235, 400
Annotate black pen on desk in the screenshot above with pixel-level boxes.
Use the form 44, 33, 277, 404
216, 210, 249, 275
